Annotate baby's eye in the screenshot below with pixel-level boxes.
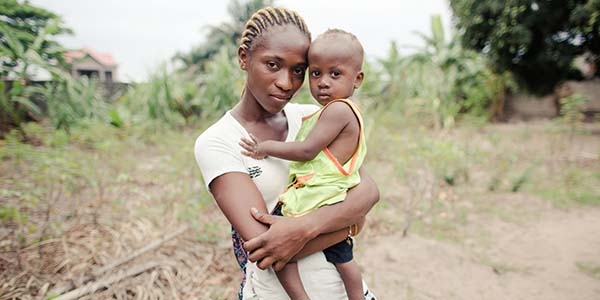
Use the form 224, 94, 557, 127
331, 71, 341, 78
311, 70, 321, 77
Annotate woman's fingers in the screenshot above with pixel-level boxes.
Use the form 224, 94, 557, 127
256, 256, 278, 270
244, 207, 279, 255
272, 260, 287, 272
247, 247, 268, 262
245, 214, 309, 269
243, 227, 263, 253
250, 207, 280, 226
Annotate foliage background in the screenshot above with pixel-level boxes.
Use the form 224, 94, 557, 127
1, 0, 599, 299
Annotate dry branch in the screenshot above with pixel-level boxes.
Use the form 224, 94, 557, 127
92, 224, 188, 277
51, 261, 161, 300
46, 224, 189, 297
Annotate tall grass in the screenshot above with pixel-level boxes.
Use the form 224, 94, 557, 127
117, 47, 244, 128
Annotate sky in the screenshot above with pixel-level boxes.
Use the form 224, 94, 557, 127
31, 0, 453, 83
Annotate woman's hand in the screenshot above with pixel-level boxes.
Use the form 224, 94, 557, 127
239, 134, 268, 160
243, 208, 314, 271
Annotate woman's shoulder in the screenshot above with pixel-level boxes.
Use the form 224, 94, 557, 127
195, 112, 241, 147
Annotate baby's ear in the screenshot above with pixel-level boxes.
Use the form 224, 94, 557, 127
354, 71, 364, 89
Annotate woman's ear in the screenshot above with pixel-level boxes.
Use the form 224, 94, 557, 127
238, 47, 248, 70
354, 71, 364, 89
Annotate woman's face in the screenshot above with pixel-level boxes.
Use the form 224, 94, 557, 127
239, 25, 310, 114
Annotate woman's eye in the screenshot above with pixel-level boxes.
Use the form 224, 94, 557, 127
267, 61, 278, 69
293, 67, 305, 76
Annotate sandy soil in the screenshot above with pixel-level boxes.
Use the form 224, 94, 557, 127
357, 201, 600, 300
2, 121, 598, 300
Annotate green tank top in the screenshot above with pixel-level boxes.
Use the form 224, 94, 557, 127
279, 99, 367, 217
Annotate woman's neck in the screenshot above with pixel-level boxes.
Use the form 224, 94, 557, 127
231, 95, 289, 142
231, 95, 282, 124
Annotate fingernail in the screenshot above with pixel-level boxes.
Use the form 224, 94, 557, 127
251, 207, 258, 214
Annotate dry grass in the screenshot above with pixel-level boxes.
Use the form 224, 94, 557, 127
0, 218, 236, 300
0, 118, 598, 299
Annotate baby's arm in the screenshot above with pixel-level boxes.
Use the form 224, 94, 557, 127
240, 102, 355, 161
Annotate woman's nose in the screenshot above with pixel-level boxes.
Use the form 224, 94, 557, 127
275, 71, 293, 91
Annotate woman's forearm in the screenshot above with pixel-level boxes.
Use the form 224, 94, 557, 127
295, 215, 366, 260
242, 168, 379, 270
294, 229, 348, 260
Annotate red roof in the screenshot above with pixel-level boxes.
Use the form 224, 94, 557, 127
64, 47, 117, 67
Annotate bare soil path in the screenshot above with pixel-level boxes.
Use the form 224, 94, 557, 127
358, 203, 600, 300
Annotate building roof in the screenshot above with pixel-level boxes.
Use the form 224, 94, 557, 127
64, 47, 117, 67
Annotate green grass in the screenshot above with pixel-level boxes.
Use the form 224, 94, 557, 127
1, 117, 598, 273
0, 120, 220, 248
576, 261, 600, 280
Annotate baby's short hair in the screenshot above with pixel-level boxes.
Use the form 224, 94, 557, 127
314, 28, 364, 67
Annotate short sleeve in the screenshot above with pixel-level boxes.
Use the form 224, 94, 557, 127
194, 125, 247, 190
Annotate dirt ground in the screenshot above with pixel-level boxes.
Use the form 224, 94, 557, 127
205, 122, 600, 300
356, 198, 600, 300
1, 121, 599, 300
351, 122, 600, 300
204, 180, 600, 300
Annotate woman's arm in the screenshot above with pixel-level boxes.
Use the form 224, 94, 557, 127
209, 172, 270, 241
211, 172, 320, 265
245, 167, 379, 270
293, 215, 366, 261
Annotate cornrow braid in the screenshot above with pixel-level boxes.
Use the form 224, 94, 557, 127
239, 6, 311, 53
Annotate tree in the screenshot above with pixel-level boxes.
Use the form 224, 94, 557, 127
173, 0, 273, 72
0, 0, 72, 80
402, 15, 515, 126
450, 0, 600, 94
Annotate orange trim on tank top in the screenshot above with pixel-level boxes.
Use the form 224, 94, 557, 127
292, 173, 314, 188
319, 99, 364, 176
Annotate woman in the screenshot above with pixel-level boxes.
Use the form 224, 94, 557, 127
194, 6, 379, 299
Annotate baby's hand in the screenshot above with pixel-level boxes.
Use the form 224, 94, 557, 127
239, 133, 268, 160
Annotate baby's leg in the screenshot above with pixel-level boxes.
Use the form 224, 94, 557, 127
276, 262, 310, 300
335, 259, 363, 300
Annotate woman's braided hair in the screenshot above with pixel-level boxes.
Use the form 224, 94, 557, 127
239, 6, 311, 53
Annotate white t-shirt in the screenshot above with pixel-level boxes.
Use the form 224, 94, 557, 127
196, 103, 354, 299
195, 103, 318, 212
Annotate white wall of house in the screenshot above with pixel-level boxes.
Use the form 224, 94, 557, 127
70, 56, 118, 82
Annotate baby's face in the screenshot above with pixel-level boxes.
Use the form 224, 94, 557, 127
307, 39, 363, 106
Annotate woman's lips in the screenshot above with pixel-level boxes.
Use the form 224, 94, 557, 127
270, 94, 290, 103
